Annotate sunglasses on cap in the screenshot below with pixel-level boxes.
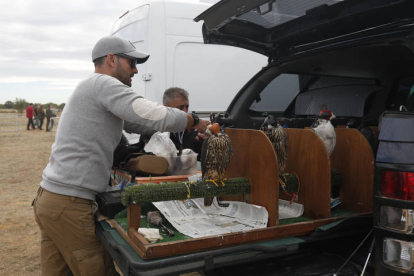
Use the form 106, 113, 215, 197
115, 53, 138, 69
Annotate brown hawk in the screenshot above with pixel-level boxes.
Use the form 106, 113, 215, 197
264, 119, 288, 175
201, 123, 233, 207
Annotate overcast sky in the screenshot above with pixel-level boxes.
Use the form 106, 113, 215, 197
0, 0, 139, 105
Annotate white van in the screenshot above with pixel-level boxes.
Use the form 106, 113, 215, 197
110, 0, 267, 116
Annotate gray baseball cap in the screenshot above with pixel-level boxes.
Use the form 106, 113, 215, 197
92, 36, 149, 63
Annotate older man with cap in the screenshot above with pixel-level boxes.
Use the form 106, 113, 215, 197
32, 36, 209, 276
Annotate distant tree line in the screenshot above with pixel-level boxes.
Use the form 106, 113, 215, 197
0, 98, 66, 113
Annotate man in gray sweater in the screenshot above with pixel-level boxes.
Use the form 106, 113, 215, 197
32, 36, 209, 276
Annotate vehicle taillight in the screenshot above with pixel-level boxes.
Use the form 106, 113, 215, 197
380, 171, 414, 200
383, 238, 414, 270
380, 206, 414, 233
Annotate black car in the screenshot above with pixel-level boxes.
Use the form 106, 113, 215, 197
195, 0, 414, 275
96, 1, 414, 275
196, 0, 414, 130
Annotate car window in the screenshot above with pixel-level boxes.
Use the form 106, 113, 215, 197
237, 0, 342, 29
249, 74, 301, 112
387, 76, 414, 112
249, 74, 380, 116
308, 76, 376, 90
295, 85, 380, 117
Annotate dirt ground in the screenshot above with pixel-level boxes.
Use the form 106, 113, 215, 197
0, 115, 202, 276
0, 116, 53, 275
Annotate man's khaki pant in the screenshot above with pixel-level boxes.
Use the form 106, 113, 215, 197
33, 187, 118, 276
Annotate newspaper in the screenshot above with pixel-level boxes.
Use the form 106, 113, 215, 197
152, 198, 268, 238
330, 197, 341, 208
278, 199, 304, 219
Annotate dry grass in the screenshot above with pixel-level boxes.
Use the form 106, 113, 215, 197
0, 115, 125, 275
0, 109, 19, 113
0, 114, 203, 276
0, 115, 54, 275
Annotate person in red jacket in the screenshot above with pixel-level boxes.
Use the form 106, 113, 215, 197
26, 103, 35, 130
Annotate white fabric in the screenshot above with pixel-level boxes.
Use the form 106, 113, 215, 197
138, 228, 163, 243
132, 98, 167, 121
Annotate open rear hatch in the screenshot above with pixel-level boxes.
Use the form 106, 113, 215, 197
195, 0, 414, 62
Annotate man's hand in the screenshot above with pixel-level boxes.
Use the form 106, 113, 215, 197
194, 119, 210, 133
186, 113, 210, 132
195, 132, 209, 142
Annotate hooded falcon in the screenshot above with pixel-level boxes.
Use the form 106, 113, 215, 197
312, 109, 336, 157
201, 123, 233, 207
357, 121, 378, 155
262, 115, 288, 175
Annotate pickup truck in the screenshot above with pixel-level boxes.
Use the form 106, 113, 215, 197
97, 0, 414, 275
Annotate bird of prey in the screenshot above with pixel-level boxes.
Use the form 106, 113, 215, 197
357, 122, 378, 155
262, 115, 288, 174
147, 211, 174, 237
312, 109, 336, 156
201, 123, 233, 207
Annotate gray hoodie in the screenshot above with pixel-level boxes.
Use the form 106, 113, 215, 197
41, 73, 187, 200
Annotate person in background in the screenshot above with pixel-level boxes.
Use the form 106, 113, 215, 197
37, 105, 45, 130
51, 105, 57, 117
50, 105, 56, 130
32, 35, 209, 276
26, 103, 35, 130
33, 104, 39, 129
163, 87, 205, 157
45, 105, 52, 132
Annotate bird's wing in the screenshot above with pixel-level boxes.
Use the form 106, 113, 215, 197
330, 122, 336, 150
313, 122, 327, 138
314, 121, 336, 155
200, 136, 211, 179
314, 122, 335, 139
222, 134, 233, 170
201, 133, 234, 181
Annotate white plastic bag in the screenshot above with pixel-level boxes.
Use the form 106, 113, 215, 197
163, 149, 198, 175
144, 132, 177, 156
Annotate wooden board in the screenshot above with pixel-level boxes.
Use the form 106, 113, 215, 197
119, 128, 374, 260
223, 128, 279, 226
330, 128, 374, 213
285, 129, 331, 219
121, 213, 366, 259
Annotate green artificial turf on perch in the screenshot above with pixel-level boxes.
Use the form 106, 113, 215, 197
279, 173, 299, 194
279, 170, 343, 197
121, 177, 250, 205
